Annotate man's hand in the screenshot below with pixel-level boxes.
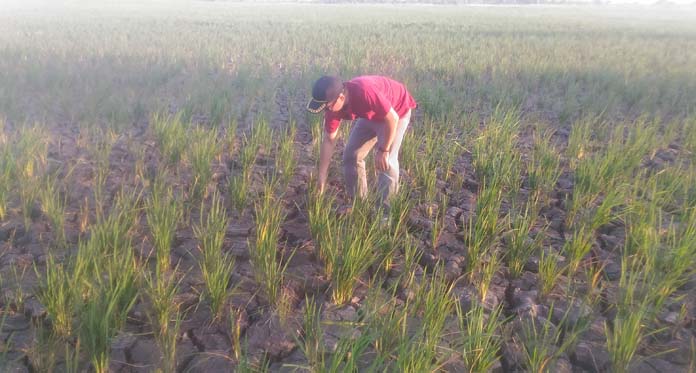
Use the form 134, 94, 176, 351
375, 149, 390, 172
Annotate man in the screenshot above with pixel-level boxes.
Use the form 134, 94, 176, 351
306, 75, 417, 204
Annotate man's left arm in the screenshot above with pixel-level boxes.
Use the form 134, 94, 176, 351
376, 108, 399, 172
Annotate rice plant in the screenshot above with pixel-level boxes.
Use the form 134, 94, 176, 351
562, 224, 594, 276
527, 128, 561, 203
194, 190, 235, 319
505, 204, 543, 279
146, 175, 182, 273
151, 112, 188, 167
538, 250, 562, 299
143, 269, 182, 373
458, 300, 505, 373
274, 121, 297, 190
188, 125, 221, 202
330, 199, 384, 305
35, 255, 77, 339
517, 303, 587, 373
39, 174, 67, 247
252, 184, 290, 306
464, 182, 503, 282
307, 183, 338, 273
80, 245, 139, 373
430, 194, 448, 250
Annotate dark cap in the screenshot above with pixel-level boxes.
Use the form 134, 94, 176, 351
307, 75, 343, 113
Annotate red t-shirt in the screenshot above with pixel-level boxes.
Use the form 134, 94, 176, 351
324, 75, 417, 134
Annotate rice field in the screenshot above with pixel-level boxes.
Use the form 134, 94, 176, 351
1, 1, 696, 372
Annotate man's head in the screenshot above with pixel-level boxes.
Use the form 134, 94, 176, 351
307, 75, 346, 113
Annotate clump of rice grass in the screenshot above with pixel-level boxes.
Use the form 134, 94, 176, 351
472, 108, 522, 196
151, 112, 188, 167
251, 183, 291, 306
146, 174, 182, 273
35, 255, 78, 339
307, 183, 337, 272
39, 174, 67, 248
194, 190, 235, 319
527, 128, 561, 203
517, 303, 587, 373
464, 182, 503, 282
538, 250, 562, 299
274, 121, 297, 190
143, 269, 182, 373
505, 204, 543, 279
605, 254, 654, 373
562, 224, 594, 276
188, 125, 221, 202
430, 194, 448, 250
330, 198, 384, 305
458, 300, 505, 373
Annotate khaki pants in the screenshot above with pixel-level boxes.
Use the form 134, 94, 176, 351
343, 109, 411, 203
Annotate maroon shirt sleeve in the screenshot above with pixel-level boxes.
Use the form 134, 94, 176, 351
368, 90, 391, 118
324, 110, 341, 134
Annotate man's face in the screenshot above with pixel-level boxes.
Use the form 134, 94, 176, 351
325, 91, 346, 112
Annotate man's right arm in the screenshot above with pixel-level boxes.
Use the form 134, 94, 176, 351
317, 128, 338, 193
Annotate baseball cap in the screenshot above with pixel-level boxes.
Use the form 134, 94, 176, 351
307, 75, 343, 113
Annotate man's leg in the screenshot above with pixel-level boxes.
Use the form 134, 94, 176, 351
377, 110, 411, 201
343, 119, 378, 199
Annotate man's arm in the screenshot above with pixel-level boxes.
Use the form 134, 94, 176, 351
375, 108, 399, 172
317, 128, 338, 193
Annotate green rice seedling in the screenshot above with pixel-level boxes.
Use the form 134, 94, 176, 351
589, 187, 626, 232
26, 322, 59, 373
39, 174, 67, 247
412, 266, 456, 350
80, 247, 139, 373
464, 182, 503, 282
538, 250, 562, 299
8, 265, 29, 311
412, 153, 438, 205
527, 129, 561, 203
605, 255, 654, 373
517, 303, 586, 373
650, 208, 696, 311
35, 255, 77, 339
151, 112, 188, 167
274, 121, 297, 190
366, 291, 408, 361
144, 269, 182, 373
0, 137, 13, 221
228, 167, 252, 212
310, 116, 323, 163
188, 125, 221, 202
250, 116, 273, 156
458, 300, 505, 373
399, 129, 418, 175
330, 199, 384, 305
505, 204, 543, 279
325, 328, 375, 373
252, 184, 291, 306
472, 109, 522, 194
299, 296, 325, 370
562, 224, 594, 276
380, 190, 412, 273
566, 115, 597, 169
146, 174, 182, 273
88, 128, 115, 221
477, 253, 501, 302
194, 191, 235, 319
402, 237, 422, 286
430, 194, 448, 250
307, 183, 337, 268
